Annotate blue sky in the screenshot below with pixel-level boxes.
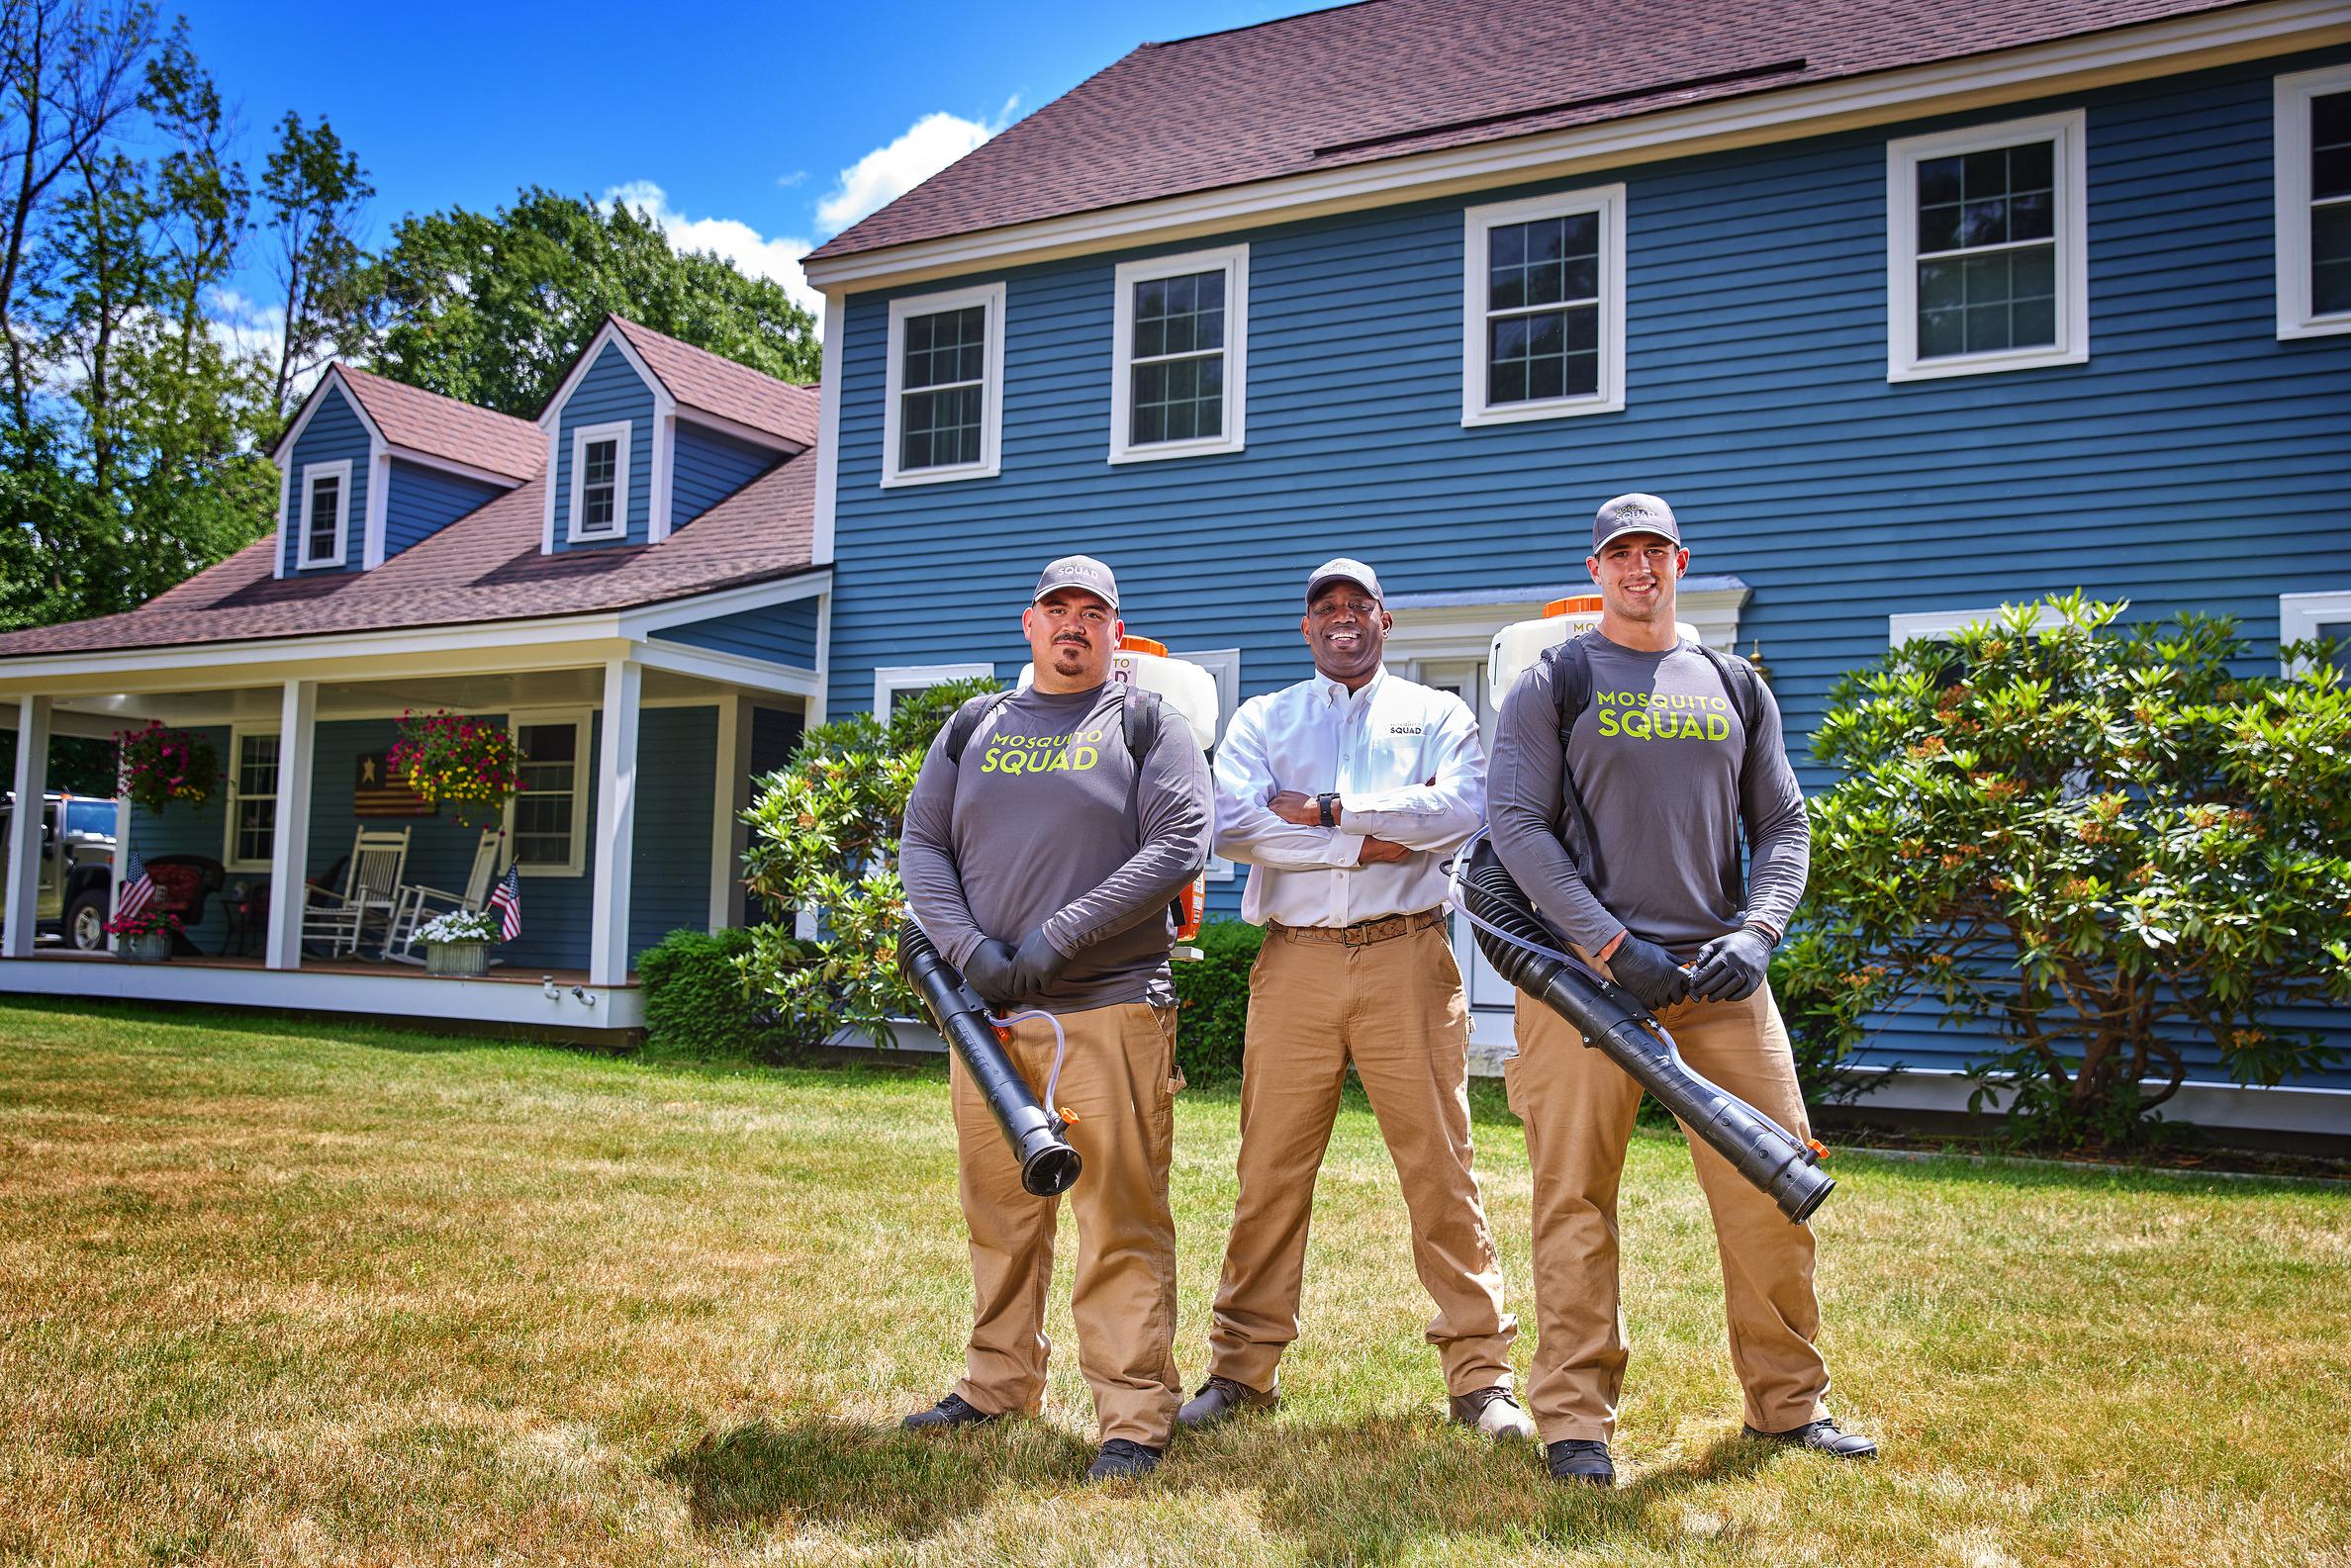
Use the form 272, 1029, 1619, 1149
189, 0, 1329, 331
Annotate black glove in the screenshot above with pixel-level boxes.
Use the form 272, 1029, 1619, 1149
962, 938, 1020, 1009
1688, 927, 1774, 1004
1007, 927, 1072, 999
1607, 932, 1691, 1013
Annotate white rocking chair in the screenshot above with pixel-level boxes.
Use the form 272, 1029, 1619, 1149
383, 831, 505, 965
301, 827, 411, 958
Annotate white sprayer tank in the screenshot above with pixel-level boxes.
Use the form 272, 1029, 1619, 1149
1018, 635, 1221, 753
1488, 596, 1704, 700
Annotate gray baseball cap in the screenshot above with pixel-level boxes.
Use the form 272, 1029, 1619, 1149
1592, 493, 1682, 553
1031, 554, 1119, 611
1305, 556, 1383, 604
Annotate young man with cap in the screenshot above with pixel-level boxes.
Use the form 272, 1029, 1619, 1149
1181, 557, 1533, 1440
897, 554, 1212, 1482
1487, 496, 1874, 1487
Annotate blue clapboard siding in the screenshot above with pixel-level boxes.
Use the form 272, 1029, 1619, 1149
627, 706, 717, 958
551, 340, 656, 551
824, 46, 2351, 1089
383, 460, 503, 560
280, 383, 372, 577
672, 420, 778, 532
651, 597, 820, 668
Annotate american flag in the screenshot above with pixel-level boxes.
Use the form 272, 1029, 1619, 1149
488, 865, 521, 942
115, 845, 157, 923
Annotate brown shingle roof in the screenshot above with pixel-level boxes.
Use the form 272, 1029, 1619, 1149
808, 0, 2254, 261
0, 453, 819, 659
283, 363, 545, 481
610, 316, 819, 447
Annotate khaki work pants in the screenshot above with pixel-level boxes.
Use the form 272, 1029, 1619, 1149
1203, 922, 1516, 1397
1504, 977, 1831, 1443
950, 1000, 1184, 1447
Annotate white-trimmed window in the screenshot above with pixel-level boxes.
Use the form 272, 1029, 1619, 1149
223, 727, 279, 873
1110, 245, 1248, 462
567, 420, 632, 543
1461, 185, 1626, 425
1888, 603, 2066, 647
2280, 590, 2351, 678
297, 459, 351, 568
875, 662, 993, 720
1887, 111, 2088, 381
2276, 65, 2351, 340
508, 710, 590, 876
883, 283, 1004, 487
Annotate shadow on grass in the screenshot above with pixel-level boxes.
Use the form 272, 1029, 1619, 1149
662, 1411, 1779, 1561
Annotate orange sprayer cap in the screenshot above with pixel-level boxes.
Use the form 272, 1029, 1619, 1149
1545, 596, 1604, 618
1118, 635, 1167, 656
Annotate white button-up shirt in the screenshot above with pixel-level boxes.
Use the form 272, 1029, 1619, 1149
1213, 665, 1487, 928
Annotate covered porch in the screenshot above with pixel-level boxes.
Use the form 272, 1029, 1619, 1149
0, 599, 818, 1034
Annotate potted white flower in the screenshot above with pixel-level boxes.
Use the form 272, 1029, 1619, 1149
417, 908, 499, 977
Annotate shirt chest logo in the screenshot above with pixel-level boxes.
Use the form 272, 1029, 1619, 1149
980, 727, 1107, 777
1593, 691, 1733, 743
1386, 723, 1425, 736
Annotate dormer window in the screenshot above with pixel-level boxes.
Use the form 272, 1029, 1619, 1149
569, 420, 632, 542
298, 460, 351, 568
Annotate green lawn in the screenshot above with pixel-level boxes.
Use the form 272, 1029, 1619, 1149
1, 1000, 2346, 1567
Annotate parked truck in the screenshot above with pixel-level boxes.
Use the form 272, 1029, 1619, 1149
0, 793, 120, 951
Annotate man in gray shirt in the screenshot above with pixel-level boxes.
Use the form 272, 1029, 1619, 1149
1488, 494, 1875, 1487
898, 554, 1211, 1483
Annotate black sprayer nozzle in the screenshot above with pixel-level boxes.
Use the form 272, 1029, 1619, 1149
898, 921, 1082, 1197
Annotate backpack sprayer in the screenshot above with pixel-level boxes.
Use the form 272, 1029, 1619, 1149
1017, 634, 1222, 957
1465, 599, 1832, 1225
905, 636, 1225, 1196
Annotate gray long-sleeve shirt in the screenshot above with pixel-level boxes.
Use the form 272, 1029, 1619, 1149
1487, 635, 1809, 963
900, 682, 1212, 1011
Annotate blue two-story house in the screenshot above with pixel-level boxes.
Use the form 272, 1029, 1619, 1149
801, 0, 2351, 1131
0, 318, 824, 1037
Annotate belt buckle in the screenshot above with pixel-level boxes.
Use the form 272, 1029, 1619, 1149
1342, 920, 1375, 948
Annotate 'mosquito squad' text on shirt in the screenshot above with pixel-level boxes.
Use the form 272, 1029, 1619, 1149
901, 682, 1212, 1012
1487, 635, 1809, 963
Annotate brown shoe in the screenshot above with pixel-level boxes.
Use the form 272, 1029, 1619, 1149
1176, 1374, 1277, 1430
1448, 1385, 1537, 1440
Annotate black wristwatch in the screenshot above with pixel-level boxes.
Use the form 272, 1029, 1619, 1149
1316, 791, 1339, 828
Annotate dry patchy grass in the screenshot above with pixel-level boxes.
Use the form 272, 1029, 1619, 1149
1, 999, 2347, 1566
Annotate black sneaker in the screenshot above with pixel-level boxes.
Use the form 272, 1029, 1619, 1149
1085, 1437, 1164, 1481
1545, 1438, 1615, 1486
901, 1392, 998, 1431
1742, 1417, 1877, 1459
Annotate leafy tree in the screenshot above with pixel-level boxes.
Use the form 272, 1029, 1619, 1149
0, 17, 273, 628
367, 187, 819, 416
259, 109, 372, 415
1786, 595, 2351, 1149
740, 679, 996, 1049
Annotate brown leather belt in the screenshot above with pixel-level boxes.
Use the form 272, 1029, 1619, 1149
1270, 908, 1449, 947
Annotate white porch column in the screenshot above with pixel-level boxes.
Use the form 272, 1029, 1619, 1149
108, 794, 130, 954
3, 695, 51, 957
707, 692, 751, 932
590, 659, 642, 985
263, 680, 319, 970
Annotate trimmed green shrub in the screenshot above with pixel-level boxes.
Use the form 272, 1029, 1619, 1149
740, 677, 998, 1048
1787, 594, 2351, 1150
1172, 918, 1263, 1087
639, 926, 819, 1062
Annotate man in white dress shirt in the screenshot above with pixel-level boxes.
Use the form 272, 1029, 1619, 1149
1177, 557, 1533, 1439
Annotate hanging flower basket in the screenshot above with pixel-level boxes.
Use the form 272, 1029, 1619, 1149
387, 709, 524, 829
114, 723, 219, 816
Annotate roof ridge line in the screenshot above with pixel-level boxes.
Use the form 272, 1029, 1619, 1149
1145, 0, 1390, 49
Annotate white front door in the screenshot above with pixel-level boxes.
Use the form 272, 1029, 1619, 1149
1411, 658, 1517, 1010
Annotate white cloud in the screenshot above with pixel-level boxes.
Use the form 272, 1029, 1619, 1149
209, 289, 285, 368
603, 181, 822, 320
814, 100, 1017, 236
776, 169, 807, 189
